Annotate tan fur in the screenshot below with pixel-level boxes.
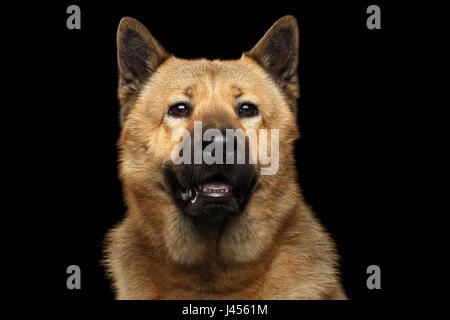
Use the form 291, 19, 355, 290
104, 16, 347, 300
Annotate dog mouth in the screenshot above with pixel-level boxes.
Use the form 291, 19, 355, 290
163, 165, 257, 221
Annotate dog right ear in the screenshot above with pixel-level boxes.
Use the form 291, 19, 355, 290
117, 17, 170, 125
245, 16, 299, 114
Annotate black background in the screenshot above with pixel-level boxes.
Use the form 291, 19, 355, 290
12, 0, 405, 312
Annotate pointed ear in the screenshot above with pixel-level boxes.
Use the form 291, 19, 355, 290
245, 16, 299, 112
117, 17, 170, 125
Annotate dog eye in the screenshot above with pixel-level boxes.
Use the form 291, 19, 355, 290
168, 103, 191, 118
238, 103, 259, 118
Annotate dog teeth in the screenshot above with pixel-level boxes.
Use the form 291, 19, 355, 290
191, 190, 199, 203
201, 187, 229, 193
181, 189, 200, 203
183, 185, 231, 201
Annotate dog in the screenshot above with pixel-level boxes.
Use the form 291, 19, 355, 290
103, 15, 347, 299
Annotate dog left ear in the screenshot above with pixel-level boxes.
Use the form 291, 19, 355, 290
245, 16, 299, 113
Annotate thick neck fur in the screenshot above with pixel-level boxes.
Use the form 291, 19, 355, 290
105, 177, 345, 299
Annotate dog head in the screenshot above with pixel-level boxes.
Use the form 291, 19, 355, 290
116, 16, 301, 265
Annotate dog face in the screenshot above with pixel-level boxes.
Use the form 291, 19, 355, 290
117, 16, 301, 265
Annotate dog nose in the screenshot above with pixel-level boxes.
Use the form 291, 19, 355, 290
202, 131, 237, 163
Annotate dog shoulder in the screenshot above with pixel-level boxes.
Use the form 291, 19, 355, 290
103, 217, 162, 299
